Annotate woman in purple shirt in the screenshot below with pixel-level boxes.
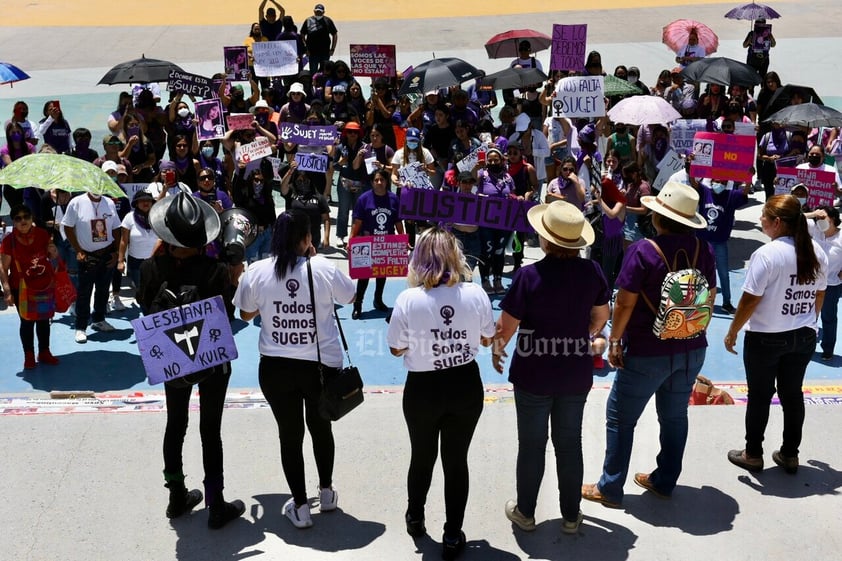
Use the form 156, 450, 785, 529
472, 146, 514, 295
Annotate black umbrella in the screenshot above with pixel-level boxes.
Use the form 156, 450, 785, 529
478, 67, 547, 91
764, 84, 823, 119
680, 57, 761, 87
398, 58, 484, 96
97, 55, 185, 85
763, 103, 842, 130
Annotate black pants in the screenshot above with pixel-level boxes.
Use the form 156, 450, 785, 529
11, 289, 50, 353
403, 360, 483, 538
355, 277, 385, 309
163, 368, 231, 482
259, 355, 336, 506
479, 227, 508, 280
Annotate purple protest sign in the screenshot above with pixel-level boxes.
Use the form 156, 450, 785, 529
131, 295, 238, 385
279, 122, 338, 146
350, 44, 397, 77
551, 24, 587, 72
399, 189, 536, 233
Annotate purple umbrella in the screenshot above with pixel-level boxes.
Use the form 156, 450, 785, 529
724, 2, 781, 21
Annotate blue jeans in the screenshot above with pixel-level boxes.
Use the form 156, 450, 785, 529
75, 259, 114, 330
597, 348, 705, 503
245, 226, 273, 264
820, 283, 841, 356
743, 327, 815, 457
514, 388, 588, 522
336, 181, 367, 239
711, 241, 731, 306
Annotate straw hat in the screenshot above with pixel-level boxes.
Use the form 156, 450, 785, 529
527, 201, 595, 249
149, 192, 221, 248
641, 181, 707, 229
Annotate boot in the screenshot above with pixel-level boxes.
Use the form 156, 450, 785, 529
205, 476, 245, 530
373, 294, 389, 312
165, 481, 203, 519
23, 351, 36, 370
37, 350, 60, 366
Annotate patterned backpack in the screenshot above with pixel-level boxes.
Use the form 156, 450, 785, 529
640, 239, 712, 340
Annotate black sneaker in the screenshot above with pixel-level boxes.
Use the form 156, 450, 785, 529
442, 531, 466, 561
405, 512, 426, 538
208, 499, 246, 529
373, 300, 389, 312
821, 353, 833, 361
166, 488, 203, 519
721, 303, 736, 314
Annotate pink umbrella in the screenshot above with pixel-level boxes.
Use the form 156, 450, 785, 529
485, 29, 552, 59
662, 20, 719, 55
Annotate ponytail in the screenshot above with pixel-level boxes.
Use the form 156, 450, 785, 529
271, 210, 311, 280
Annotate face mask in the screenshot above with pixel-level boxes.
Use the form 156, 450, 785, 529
797, 197, 807, 206
808, 155, 821, 165
406, 140, 419, 150
615, 126, 626, 135
177, 108, 190, 118
9, 132, 22, 142
111, 175, 120, 184
75, 138, 90, 150
315, 14, 324, 20
817, 219, 831, 232
232, 91, 244, 99
201, 146, 214, 158
486, 163, 503, 173
711, 182, 726, 194
256, 113, 268, 125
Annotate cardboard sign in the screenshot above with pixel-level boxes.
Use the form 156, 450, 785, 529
689, 132, 755, 183
279, 122, 338, 146
552, 76, 605, 119
551, 24, 587, 72
652, 149, 685, 192
670, 119, 707, 154
227, 113, 254, 131
294, 152, 329, 173
224, 46, 250, 81
253, 40, 299, 77
398, 162, 434, 189
348, 234, 409, 279
167, 69, 213, 99
349, 44, 397, 78
775, 167, 837, 207
234, 136, 273, 163
195, 99, 226, 141
131, 296, 238, 386
399, 189, 536, 232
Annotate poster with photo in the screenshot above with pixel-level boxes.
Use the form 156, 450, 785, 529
195, 99, 226, 141
224, 46, 250, 81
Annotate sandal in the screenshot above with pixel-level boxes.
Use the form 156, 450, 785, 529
581, 483, 621, 508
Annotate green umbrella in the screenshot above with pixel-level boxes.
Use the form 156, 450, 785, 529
604, 74, 645, 97
0, 153, 127, 198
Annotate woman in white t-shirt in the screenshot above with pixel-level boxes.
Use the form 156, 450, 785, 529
233, 209, 355, 530
724, 195, 828, 474
386, 228, 494, 557
117, 190, 158, 300
805, 205, 842, 359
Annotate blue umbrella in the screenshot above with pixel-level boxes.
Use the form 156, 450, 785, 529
0, 62, 30, 86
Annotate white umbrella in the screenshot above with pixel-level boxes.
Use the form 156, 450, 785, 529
607, 96, 682, 125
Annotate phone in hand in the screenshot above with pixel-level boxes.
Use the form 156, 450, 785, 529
477, 149, 486, 164
52, 100, 61, 113
163, 170, 176, 185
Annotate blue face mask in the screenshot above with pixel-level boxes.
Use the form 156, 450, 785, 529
406, 140, 419, 150
201, 146, 214, 158
711, 182, 726, 194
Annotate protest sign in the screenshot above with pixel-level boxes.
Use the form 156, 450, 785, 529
348, 234, 409, 279
734, 122, 756, 137
121, 182, 148, 200
398, 162, 434, 189
253, 40, 299, 77
775, 166, 837, 207
364, 156, 378, 175
195, 99, 226, 141
551, 24, 587, 72
456, 146, 481, 173
131, 296, 238, 385
689, 132, 755, 183
268, 156, 283, 180
167, 69, 212, 99
652, 150, 685, 192
279, 122, 338, 146
294, 152, 329, 173
223, 46, 250, 81
227, 113, 254, 131
235, 136, 273, 163
399, 189, 536, 232
752, 23, 772, 53
349, 44, 397, 78
551, 76, 605, 119
670, 119, 707, 154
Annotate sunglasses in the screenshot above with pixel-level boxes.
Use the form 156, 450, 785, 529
13, 215, 32, 222
561, 167, 575, 172
199, 175, 214, 181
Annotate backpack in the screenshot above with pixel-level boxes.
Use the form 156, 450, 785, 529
640, 239, 712, 340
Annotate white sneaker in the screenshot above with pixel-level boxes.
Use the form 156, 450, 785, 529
75, 330, 87, 344
91, 320, 116, 332
109, 294, 125, 311
283, 498, 313, 529
319, 486, 338, 512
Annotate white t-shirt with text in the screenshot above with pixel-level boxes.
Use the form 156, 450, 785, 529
60, 195, 120, 252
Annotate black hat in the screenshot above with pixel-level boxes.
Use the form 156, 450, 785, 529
131, 190, 155, 209
148, 192, 221, 248
219, 207, 258, 262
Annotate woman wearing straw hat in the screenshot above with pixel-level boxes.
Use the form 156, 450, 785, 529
493, 201, 610, 535
582, 181, 716, 508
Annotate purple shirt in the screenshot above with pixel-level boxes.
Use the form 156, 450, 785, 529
352, 190, 400, 235
696, 185, 747, 244
500, 256, 610, 395
476, 169, 514, 198
617, 234, 716, 356
192, 189, 233, 210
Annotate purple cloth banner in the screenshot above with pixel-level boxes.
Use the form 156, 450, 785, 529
399, 188, 536, 232
279, 123, 339, 146
551, 24, 587, 72
131, 296, 238, 385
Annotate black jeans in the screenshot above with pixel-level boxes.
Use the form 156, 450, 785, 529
11, 289, 50, 352
259, 355, 336, 506
743, 327, 816, 457
163, 368, 231, 482
354, 277, 385, 309
75, 257, 114, 330
478, 227, 508, 280
403, 360, 483, 538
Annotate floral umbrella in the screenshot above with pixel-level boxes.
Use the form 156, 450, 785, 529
662, 20, 719, 55
0, 153, 127, 198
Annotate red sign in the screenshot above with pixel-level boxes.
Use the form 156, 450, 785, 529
348, 234, 408, 279
689, 132, 756, 183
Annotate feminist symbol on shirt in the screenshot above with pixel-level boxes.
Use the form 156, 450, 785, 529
286, 279, 300, 298
209, 328, 222, 343
150, 345, 164, 360
440, 305, 455, 326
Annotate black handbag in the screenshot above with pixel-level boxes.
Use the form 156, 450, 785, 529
307, 258, 364, 421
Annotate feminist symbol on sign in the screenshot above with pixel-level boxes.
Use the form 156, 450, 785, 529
440, 305, 455, 326
209, 328, 222, 343
552, 99, 564, 118
150, 345, 164, 360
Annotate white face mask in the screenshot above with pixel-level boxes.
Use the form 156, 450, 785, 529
797, 197, 807, 206
177, 108, 190, 118
817, 219, 831, 232
711, 182, 726, 194
314, 14, 324, 20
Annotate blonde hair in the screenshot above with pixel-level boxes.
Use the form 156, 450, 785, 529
407, 228, 470, 289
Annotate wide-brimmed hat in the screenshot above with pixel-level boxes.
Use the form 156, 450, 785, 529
287, 82, 306, 97
149, 192, 221, 248
249, 99, 274, 115
527, 201, 595, 249
641, 181, 707, 229
131, 190, 155, 208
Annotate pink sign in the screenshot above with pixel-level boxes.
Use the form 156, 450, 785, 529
348, 234, 409, 280
349, 44, 397, 78
775, 166, 837, 208
227, 113, 254, 131
689, 132, 755, 183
